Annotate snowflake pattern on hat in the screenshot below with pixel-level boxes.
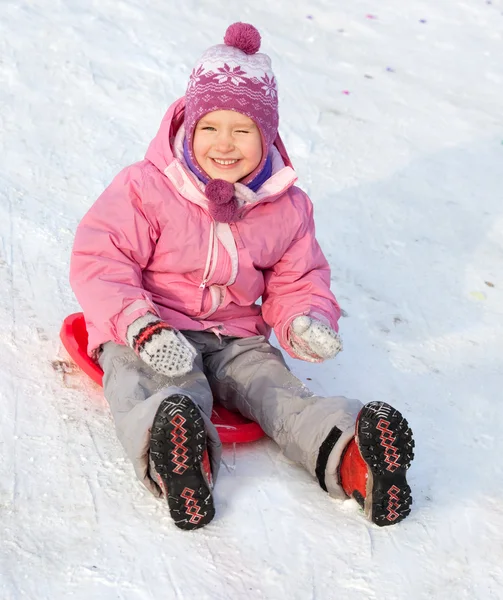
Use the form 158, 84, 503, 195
213, 64, 248, 85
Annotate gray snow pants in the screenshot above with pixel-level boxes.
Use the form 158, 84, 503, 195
98, 331, 363, 499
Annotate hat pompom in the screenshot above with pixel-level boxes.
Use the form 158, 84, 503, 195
224, 22, 261, 55
206, 179, 235, 204
205, 179, 238, 222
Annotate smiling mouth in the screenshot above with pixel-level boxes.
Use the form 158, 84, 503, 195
211, 158, 240, 166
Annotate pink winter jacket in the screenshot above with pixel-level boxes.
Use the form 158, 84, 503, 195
70, 97, 340, 357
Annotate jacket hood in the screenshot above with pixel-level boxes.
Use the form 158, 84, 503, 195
145, 97, 185, 174
145, 96, 294, 176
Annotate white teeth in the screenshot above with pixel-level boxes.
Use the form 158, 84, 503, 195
213, 158, 239, 165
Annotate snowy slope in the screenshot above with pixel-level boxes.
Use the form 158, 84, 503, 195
1, 0, 503, 598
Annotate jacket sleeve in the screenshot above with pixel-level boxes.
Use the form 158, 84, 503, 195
70, 165, 160, 347
261, 191, 341, 358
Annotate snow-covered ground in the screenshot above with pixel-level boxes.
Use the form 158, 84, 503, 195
1, 0, 502, 598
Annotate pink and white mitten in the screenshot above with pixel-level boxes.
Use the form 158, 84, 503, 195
126, 313, 196, 378
289, 315, 343, 362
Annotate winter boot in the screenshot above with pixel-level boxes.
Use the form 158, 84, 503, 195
149, 394, 215, 530
339, 401, 414, 526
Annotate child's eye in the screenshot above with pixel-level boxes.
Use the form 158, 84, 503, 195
201, 126, 216, 131
236, 130, 249, 134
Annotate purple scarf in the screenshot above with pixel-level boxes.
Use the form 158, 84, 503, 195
183, 137, 272, 192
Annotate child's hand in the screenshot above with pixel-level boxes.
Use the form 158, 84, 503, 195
289, 315, 343, 363
126, 313, 197, 378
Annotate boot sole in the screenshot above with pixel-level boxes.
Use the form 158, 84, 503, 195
356, 401, 414, 526
150, 395, 215, 530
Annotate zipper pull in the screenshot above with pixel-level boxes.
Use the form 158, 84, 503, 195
199, 278, 208, 290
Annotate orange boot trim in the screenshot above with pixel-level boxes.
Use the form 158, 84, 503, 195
339, 438, 369, 502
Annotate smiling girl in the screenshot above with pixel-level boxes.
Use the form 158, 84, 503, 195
70, 23, 414, 530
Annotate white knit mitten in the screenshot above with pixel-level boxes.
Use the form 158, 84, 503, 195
126, 313, 196, 378
289, 315, 343, 362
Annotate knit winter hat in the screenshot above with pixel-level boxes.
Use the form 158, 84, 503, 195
184, 22, 279, 183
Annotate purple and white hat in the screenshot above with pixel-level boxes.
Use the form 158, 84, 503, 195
184, 22, 279, 181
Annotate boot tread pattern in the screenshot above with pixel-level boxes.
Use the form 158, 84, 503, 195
150, 395, 215, 530
357, 401, 414, 527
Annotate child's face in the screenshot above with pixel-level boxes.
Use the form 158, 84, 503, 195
193, 110, 262, 183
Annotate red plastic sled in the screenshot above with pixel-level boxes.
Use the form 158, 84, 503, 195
59, 313, 265, 444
